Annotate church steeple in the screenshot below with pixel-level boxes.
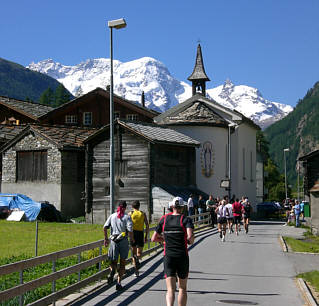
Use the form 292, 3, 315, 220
187, 44, 210, 96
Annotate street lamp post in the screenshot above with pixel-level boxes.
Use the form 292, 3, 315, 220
284, 148, 289, 201
108, 18, 126, 215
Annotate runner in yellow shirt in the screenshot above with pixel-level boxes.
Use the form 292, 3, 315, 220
129, 200, 149, 276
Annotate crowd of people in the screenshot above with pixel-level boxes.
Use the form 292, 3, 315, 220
283, 198, 304, 227
187, 194, 253, 242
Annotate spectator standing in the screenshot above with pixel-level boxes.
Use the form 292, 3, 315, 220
198, 194, 206, 221
103, 201, 134, 291
294, 200, 301, 227
206, 195, 217, 228
129, 200, 149, 277
152, 197, 194, 306
187, 194, 195, 216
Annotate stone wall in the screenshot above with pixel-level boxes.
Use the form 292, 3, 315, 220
2, 133, 61, 183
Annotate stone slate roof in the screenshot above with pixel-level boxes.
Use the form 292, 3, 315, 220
187, 44, 210, 82
0, 124, 26, 144
28, 125, 98, 149
117, 120, 200, 146
0, 96, 53, 119
0, 124, 98, 152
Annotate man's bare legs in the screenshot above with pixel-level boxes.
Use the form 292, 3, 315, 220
166, 276, 188, 306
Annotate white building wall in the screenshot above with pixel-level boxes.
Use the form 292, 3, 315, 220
171, 125, 229, 197
231, 123, 257, 208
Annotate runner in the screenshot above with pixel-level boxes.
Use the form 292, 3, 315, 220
151, 196, 194, 306
242, 198, 252, 234
206, 195, 217, 228
215, 199, 228, 242
103, 201, 134, 291
129, 200, 149, 277
232, 198, 243, 235
225, 199, 234, 234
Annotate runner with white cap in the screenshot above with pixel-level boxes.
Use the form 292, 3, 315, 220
152, 196, 194, 306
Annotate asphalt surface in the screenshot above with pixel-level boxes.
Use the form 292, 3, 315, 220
71, 222, 307, 306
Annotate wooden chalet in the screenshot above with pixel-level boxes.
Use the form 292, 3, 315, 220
39, 87, 159, 127
0, 96, 53, 125
299, 149, 319, 234
84, 119, 200, 224
0, 124, 97, 218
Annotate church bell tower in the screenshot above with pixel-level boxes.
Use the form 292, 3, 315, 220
187, 44, 210, 96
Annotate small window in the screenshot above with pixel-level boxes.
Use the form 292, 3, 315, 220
65, 115, 77, 124
17, 151, 47, 181
126, 114, 138, 121
83, 112, 92, 126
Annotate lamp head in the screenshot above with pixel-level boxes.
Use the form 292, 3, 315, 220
284, 148, 290, 152
108, 18, 127, 29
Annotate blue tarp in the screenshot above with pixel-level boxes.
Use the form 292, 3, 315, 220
0, 193, 41, 221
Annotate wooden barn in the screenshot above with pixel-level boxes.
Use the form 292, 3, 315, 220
39, 87, 159, 127
84, 119, 200, 224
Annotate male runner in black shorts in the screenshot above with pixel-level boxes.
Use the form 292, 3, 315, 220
152, 197, 194, 306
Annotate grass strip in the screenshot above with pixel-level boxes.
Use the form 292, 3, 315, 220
297, 270, 319, 300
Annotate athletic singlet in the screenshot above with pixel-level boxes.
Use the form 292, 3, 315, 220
130, 210, 145, 231
156, 213, 194, 257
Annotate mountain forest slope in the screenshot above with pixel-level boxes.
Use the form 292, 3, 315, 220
0, 58, 72, 102
265, 81, 319, 187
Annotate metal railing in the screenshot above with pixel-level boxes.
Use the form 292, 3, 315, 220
0, 212, 212, 305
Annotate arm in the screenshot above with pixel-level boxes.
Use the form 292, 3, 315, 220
103, 226, 109, 247
187, 227, 194, 245
143, 212, 150, 243
151, 231, 164, 243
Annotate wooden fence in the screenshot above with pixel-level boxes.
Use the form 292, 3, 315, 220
0, 212, 212, 305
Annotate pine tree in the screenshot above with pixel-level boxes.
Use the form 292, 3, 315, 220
39, 87, 54, 106
54, 84, 71, 107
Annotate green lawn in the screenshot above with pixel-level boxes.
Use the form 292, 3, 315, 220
284, 230, 319, 253
0, 220, 104, 259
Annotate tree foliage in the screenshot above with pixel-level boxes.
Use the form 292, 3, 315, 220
264, 81, 319, 189
39, 85, 71, 107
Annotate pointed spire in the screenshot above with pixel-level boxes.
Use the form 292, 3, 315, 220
187, 44, 210, 82
187, 44, 210, 96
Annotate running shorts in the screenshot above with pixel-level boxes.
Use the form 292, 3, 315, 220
233, 216, 242, 224
132, 230, 144, 248
108, 238, 129, 261
164, 255, 189, 279
217, 217, 227, 224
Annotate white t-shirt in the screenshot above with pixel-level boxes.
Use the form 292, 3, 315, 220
217, 205, 228, 218
225, 203, 233, 218
187, 197, 194, 208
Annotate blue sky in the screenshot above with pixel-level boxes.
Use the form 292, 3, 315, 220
1, 0, 318, 106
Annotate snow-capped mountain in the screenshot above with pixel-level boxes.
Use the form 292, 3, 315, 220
27, 58, 293, 129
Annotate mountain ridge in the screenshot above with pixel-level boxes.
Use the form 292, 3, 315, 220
27, 57, 293, 129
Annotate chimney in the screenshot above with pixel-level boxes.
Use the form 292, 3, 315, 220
141, 91, 145, 107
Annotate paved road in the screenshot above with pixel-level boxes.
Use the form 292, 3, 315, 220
71, 222, 305, 306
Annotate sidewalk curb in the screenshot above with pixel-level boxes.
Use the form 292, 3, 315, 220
296, 278, 318, 306
279, 235, 288, 252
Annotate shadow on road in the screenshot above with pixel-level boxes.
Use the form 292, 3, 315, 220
72, 228, 216, 305
147, 289, 280, 296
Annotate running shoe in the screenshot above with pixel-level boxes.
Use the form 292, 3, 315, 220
219, 231, 223, 239
236, 231, 238, 236
134, 270, 139, 277
222, 235, 225, 242
116, 283, 124, 291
